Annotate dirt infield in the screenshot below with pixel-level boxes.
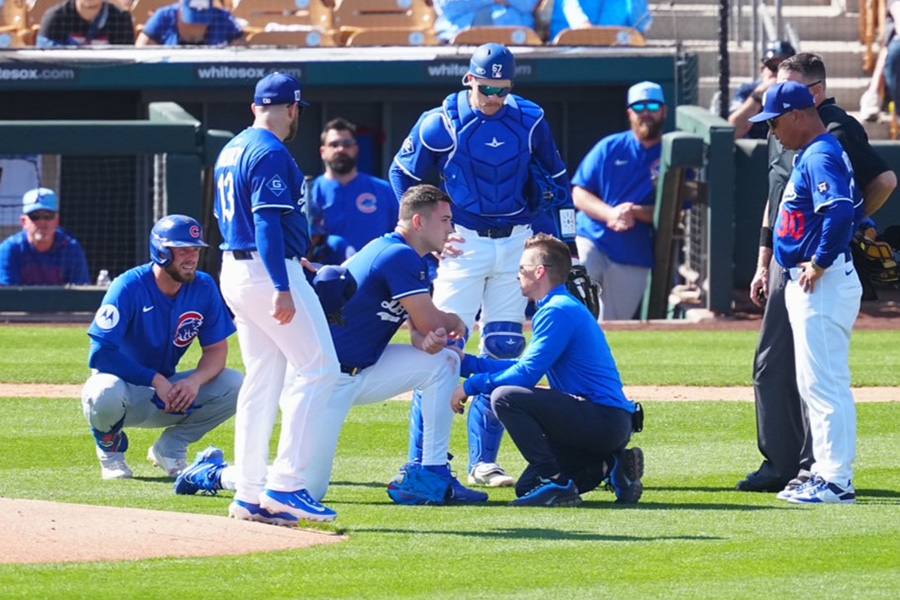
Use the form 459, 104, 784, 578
0, 497, 344, 565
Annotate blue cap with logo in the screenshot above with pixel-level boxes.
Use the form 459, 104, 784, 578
254, 72, 309, 107
627, 81, 665, 107
22, 188, 59, 215
312, 265, 357, 326
749, 80, 815, 123
181, 0, 215, 25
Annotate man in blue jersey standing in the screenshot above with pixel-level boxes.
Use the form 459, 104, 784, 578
302, 185, 486, 505
213, 72, 341, 524
308, 118, 398, 265
391, 43, 570, 488
452, 234, 643, 507
82, 215, 241, 481
572, 81, 666, 321
748, 81, 863, 504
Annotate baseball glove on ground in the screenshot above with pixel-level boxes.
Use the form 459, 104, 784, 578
567, 265, 601, 318
386, 462, 451, 506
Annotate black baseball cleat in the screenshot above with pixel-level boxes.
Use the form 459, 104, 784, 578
607, 447, 644, 504
736, 469, 790, 493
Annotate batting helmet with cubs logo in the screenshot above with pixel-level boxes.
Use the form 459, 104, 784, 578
467, 43, 516, 82
150, 215, 209, 267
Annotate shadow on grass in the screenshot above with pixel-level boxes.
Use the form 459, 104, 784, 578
650, 486, 747, 493
330, 480, 387, 490
578, 500, 787, 511
132, 476, 175, 483
350, 527, 724, 542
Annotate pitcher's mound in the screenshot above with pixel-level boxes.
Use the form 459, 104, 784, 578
0, 497, 345, 565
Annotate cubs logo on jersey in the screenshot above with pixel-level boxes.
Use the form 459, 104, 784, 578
174, 311, 204, 347
356, 193, 377, 214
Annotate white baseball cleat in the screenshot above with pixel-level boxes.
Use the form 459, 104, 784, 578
96, 448, 133, 480
468, 462, 515, 487
147, 444, 187, 478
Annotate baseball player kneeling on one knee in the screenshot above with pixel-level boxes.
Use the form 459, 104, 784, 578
83, 215, 241, 481
451, 234, 644, 507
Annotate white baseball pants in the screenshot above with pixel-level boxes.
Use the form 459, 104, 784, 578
303, 345, 461, 501
220, 252, 339, 504
783, 253, 861, 484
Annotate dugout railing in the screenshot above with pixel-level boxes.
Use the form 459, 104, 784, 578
0, 106, 231, 313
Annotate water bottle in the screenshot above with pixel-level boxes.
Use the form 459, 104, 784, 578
96, 269, 111, 288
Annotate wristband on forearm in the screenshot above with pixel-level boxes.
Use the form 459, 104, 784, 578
759, 226, 773, 248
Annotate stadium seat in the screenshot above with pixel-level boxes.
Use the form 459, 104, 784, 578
246, 28, 336, 47
332, 0, 434, 46
344, 27, 436, 47
232, 0, 332, 31
2, 0, 27, 31
552, 26, 645, 47
451, 27, 543, 46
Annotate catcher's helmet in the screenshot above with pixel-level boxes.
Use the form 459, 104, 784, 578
467, 43, 516, 81
149, 215, 209, 267
312, 265, 358, 326
762, 40, 796, 68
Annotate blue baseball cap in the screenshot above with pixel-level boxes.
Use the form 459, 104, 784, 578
312, 265, 357, 326
748, 80, 815, 123
181, 0, 215, 25
627, 81, 665, 107
254, 72, 309, 107
22, 188, 58, 214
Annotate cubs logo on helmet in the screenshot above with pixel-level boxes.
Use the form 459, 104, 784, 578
149, 215, 209, 267
174, 311, 204, 347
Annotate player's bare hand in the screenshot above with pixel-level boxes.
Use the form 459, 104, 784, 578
441, 233, 465, 259
166, 376, 200, 413
750, 266, 769, 307
451, 385, 469, 414
420, 327, 448, 354
797, 262, 824, 294
151, 373, 175, 411
608, 203, 636, 232
272, 290, 296, 324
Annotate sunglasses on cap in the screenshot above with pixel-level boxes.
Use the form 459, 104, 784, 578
325, 139, 357, 149
477, 84, 512, 98
27, 211, 56, 222
630, 101, 663, 113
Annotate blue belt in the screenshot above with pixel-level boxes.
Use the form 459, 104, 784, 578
475, 226, 514, 239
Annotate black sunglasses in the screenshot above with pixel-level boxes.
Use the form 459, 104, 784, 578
27, 211, 56, 221
477, 84, 512, 98
630, 101, 663, 113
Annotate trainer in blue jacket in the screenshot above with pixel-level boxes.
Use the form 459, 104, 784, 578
451, 233, 643, 507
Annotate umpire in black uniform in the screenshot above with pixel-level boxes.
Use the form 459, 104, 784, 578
738, 53, 897, 492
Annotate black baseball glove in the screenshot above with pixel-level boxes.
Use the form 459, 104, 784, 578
566, 264, 600, 318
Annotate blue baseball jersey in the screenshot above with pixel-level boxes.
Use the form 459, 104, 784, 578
330, 232, 431, 370
774, 133, 863, 269
390, 92, 569, 232
142, 5, 243, 46
573, 130, 660, 268
462, 285, 634, 412
0, 228, 90, 286
308, 173, 399, 254
214, 127, 311, 259
87, 263, 236, 386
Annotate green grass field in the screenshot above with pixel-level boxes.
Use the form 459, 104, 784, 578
1, 328, 898, 599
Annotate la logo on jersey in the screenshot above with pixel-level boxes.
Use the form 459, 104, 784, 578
174, 311, 204, 347
356, 193, 377, 214
94, 304, 120, 330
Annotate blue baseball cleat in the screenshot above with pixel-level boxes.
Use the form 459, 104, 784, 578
260, 489, 337, 522
228, 500, 299, 527
509, 478, 582, 507
426, 465, 489, 504
607, 447, 644, 504
174, 446, 226, 495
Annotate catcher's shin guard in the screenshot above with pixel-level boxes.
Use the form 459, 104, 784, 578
467, 393, 505, 471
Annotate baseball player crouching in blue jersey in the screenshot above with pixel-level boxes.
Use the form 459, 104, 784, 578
451, 234, 643, 507
390, 43, 570, 489
82, 215, 241, 481
748, 81, 863, 504
572, 81, 667, 321
213, 73, 341, 525
302, 184, 487, 505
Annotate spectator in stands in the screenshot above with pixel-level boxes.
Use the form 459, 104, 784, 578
877, 2, 900, 121
433, 0, 540, 44
549, 0, 652, 42
135, 0, 245, 47
37, 0, 135, 47
571, 81, 667, 321
0, 188, 90, 286
727, 40, 796, 139
307, 118, 399, 265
